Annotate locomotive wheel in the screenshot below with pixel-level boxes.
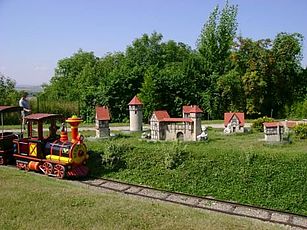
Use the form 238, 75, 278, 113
42, 162, 53, 175
16, 162, 22, 169
25, 163, 30, 171
54, 164, 65, 179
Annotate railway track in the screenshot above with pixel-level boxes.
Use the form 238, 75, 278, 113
3, 165, 307, 229
78, 177, 307, 229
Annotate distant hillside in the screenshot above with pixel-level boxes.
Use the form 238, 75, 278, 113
16, 84, 43, 94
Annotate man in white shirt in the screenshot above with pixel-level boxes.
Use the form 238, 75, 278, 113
19, 92, 31, 130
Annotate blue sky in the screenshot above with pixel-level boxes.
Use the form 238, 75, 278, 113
0, 0, 306, 86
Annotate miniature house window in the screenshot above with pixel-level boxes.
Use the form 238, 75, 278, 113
266, 127, 277, 135
231, 117, 239, 125
99, 121, 107, 128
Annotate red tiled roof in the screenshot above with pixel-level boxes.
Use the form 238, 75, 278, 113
183, 105, 203, 113
0, 106, 22, 113
162, 118, 193, 123
96, 106, 110, 120
153, 110, 170, 121
284, 121, 297, 128
128, 96, 143, 105
224, 112, 245, 126
263, 122, 282, 127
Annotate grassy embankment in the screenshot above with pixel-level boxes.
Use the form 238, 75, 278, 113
0, 167, 284, 230
85, 128, 307, 216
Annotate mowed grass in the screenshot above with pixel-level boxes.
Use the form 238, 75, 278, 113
86, 128, 307, 215
0, 167, 285, 230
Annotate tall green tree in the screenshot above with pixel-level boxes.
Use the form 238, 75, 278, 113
197, 1, 238, 118
197, 1, 238, 75
231, 33, 304, 117
271, 32, 304, 115
232, 37, 273, 116
0, 73, 19, 105
139, 66, 159, 121
43, 49, 98, 101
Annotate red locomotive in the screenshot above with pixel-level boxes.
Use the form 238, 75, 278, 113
0, 106, 89, 178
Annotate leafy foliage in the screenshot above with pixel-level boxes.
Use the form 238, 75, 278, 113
288, 99, 307, 119
101, 142, 129, 172
87, 129, 307, 215
251, 116, 274, 132
35, 3, 305, 121
197, 2, 238, 118
164, 142, 189, 169
0, 73, 19, 106
293, 124, 307, 139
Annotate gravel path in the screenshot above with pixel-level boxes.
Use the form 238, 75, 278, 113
78, 178, 307, 229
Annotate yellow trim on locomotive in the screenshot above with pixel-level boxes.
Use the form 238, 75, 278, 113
29, 143, 37, 157
46, 155, 72, 164
70, 143, 88, 165
45, 143, 88, 165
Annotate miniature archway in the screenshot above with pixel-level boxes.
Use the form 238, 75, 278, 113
176, 132, 184, 141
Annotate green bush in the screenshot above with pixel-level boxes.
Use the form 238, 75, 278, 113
288, 100, 307, 119
85, 129, 307, 215
101, 142, 130, 171
293, 124, 307, 139
251, 116, 274, 132
34, 97, 79, 118
164, 142, 189, 169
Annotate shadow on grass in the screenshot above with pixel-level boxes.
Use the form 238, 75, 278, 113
86, 150, 104, 177
86, 149, 127, 178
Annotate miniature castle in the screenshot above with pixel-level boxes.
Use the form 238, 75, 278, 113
95, 106, 110, 138
128, 96, 143, 132
150, 105, 203, 141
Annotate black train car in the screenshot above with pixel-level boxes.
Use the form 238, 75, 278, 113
0, 106, 22, 165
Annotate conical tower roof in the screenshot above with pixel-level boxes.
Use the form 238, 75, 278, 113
128, 96, 143, 105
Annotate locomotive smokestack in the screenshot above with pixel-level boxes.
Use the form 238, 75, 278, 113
66, 115, 83, 143
60, 123, 68, 142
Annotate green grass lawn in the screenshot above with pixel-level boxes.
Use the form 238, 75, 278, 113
86, 128, 307, 216
2, 122, 307, 216
0, 167, 284, 230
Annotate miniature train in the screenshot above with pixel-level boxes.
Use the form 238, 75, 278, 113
0, 106, 89, 178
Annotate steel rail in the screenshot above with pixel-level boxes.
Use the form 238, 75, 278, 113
80, 177, 307, 229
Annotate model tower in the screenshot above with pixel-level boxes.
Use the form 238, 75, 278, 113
187, 105, 203, 141
95, 106, 111, 138
128, 95, 143, 131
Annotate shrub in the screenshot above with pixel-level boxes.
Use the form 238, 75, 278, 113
34, 97, 79, 118
101, 142, 129, 171
293, 124, 307, 139
288, 100, 307, 119
164, 142, 189, 169
251, 116, 274, 132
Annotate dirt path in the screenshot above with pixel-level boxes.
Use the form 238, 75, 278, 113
1, 123, 252, 133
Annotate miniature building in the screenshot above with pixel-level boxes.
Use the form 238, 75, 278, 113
263, 122, 284, 142
129, 96, 143, 132
263, 120, 299, 142
282, 120, 298, 134
150, 105, 203, 141
95, 106, 110, 138
224, 112, 245, 133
